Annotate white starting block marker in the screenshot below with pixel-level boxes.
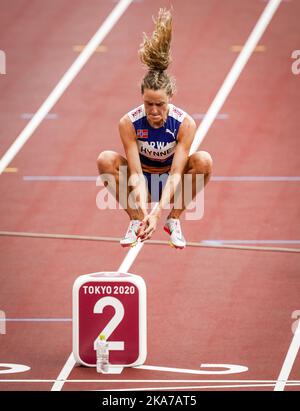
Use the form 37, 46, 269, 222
73, 271, 147, 374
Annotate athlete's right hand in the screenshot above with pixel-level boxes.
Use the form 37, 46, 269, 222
137, 214, 159, 242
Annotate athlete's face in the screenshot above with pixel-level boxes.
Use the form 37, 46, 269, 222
142, 88, 170, 128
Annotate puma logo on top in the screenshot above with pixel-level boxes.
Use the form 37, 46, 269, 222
166, 128, 176, 139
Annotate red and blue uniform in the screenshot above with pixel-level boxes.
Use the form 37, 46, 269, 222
127, 104, 187, 201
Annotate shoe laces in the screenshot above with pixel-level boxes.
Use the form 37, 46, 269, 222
168, 219, 181, 235
127, 220, 141, 235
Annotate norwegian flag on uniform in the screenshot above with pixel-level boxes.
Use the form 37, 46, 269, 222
137, 129, 148, 139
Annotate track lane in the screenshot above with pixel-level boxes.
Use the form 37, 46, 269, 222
0, 0, 114, 157
1, 0, 300, 391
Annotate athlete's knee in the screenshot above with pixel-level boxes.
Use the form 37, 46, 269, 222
190, 151, 213, 175
97, 150, 118, 174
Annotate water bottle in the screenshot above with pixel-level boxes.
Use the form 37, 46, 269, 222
96, 334, 109, 373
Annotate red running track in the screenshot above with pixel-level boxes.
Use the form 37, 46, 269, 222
0, 0, 300, 391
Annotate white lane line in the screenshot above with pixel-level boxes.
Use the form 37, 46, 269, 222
2, 379, 300, 383
261, 0, 290, 2
51, 0, 282, 392
0, 0, 133, 175
117, 241, 145, 272
1, 318, 72, 322
50, 353, 77, 392
274, 319, 300, 391
212, 176, 300, 181
49, 0, 134, 391
2, 231, 299, 253
192, 113, 229, 120
134, 364, 248, 375
1, 231, 300, 245
202, 240, 300, 245
22, 175, 300, 182
190, 0, 282, 154
23, 176, 98, 181
97, 383, 300, 391
20, 113, 58, 120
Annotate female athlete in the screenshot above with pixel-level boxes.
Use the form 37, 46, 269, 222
97, 8, 212, 249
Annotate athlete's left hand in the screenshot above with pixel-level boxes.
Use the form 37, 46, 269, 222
137, 214, 159, 242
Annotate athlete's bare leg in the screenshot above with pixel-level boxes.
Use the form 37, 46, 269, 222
167, 151, 213, 219
97, 150, 148, 220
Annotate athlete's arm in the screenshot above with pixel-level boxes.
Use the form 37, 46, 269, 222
155, 114, 196, 216
119, 115, 148, 217
138, 115, 196, 241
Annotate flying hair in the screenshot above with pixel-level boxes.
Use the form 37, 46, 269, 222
139, 8, 176, 96
139, 8, 172, 71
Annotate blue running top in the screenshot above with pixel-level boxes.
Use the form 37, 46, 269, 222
127, 103, 187, 173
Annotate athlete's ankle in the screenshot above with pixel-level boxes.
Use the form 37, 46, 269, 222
127, 212, 144, 221
167, 213, 182, 220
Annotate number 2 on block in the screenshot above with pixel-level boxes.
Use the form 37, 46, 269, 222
93, 296, 125, 351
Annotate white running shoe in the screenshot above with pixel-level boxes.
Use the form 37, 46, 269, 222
120, 220, 141, 248
164, 218, 186, 249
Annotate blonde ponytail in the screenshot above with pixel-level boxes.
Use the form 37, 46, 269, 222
139, 8, 176, 96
